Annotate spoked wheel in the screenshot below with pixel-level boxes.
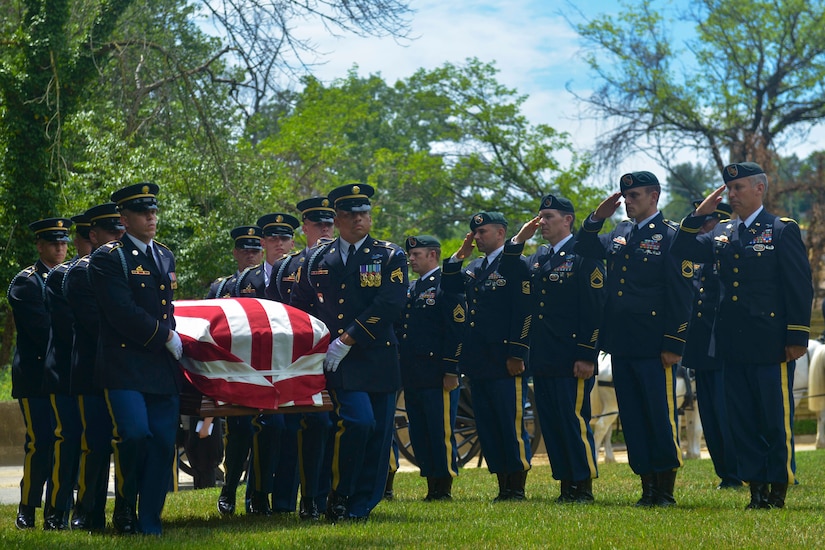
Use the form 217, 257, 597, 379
393, 378, 541, 468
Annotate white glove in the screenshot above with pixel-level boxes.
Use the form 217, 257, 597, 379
165, 330, 183, 360
324, 337, 352, 373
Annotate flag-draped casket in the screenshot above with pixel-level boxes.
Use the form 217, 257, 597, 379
174, 298, 329, 410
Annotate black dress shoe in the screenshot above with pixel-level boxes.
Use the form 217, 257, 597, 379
16, 504, 36, 530
746, 483, 770, 510
246, 492, 272, 516
217, 487, 236, 515
299, 497, 321, 521
44, 508, 68, 530
325, 492, 348, 523
112, 499, 137, 534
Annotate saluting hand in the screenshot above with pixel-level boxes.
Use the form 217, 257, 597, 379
453, 232, 476, 261
694, 185, 726, 217
512, 216, 540, 245
592, 192, 623, 222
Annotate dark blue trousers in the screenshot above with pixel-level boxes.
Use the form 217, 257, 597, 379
328, 389, 395, 518
245, 413, 283, 500
469, 376, 532, 475
77, 394, 112, 527
533, 376, 598, 482
694, 369, 741, 484
724, 361, 795, 484
297, 412, 331, 504
405, 386, 459, 478
611, 356, 683, 475
49, 393, 82, 511
272, 415, 300, 512
223, 415, 254, 493
18, 397, 54, 508
105, 389, 179, 535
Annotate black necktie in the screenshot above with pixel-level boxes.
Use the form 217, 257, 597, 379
481, 256, 489, 271
538, 248, 554, 268
629, 224, 639, 241
145, 244, 159, 272
738, 222, 749, 244
347, 244, 356, 265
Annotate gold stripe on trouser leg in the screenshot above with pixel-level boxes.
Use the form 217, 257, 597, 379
49, 394, 63, 507
388, 444, 398, 473
780, 362, 795, 484
251, 416, 263, 491
513, 376, 530, 470
664, 368, 684, 467
76, 395, 89, 502
20, 398, 34, 504
330, 390, 345, 491
104, 390, 126, 497
442, 388, 457, 477
575, 379, 598, 479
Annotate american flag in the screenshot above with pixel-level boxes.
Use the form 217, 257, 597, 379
173, 298, 329, 410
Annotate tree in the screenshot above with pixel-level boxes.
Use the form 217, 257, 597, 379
251, 59, 594, 247
573, 0, 825, 200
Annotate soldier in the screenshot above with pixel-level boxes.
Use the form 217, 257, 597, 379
290, 183, 408, 521
65, 202, 126, 531
673, 162, 812, 509
206, 225, 264, 299
574, 172, 693, 507
449, 212, 533, 501
256, 212, 299, 288
507, 194, 605, 503
8, 217, 72, 529
398, 235, 465, 500
89, 183, 183, 535
41, 215, 91, 529
681, 201, 743, 490
267, 197, 336, 520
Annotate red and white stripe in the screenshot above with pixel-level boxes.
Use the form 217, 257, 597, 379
173, 298, 329, 410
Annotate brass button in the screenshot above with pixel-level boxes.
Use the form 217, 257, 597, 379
121, 343, 126, 348
341, 284, 346, 289
697, 312, 703, 318
733, 268, 739, 273
624, 254, 630, 260
339, 299, 345, 304
402, 334, 407, 339
733, 282, 739, 287
770, 312, 775, 317
732, 296, 738, 302
538, 314, 544, 320
539, 302, 544, 307
543, 277, 547, 282
141, 283, 145, 288
470, 322, 475, 327
160, 284, 165, 290
403, 324, 408, 329
163, 314, 168, 319
734, 254, 740, 259
161, 299, 167, 305
617, 291, 623, 296
541, 290, 546, 295
338, 328, 344, 334
697, 300, 703, 306
622, 266, 627, 272
337, 314, 344, 319
651, 311, 656, 316
620, 278, 625, 284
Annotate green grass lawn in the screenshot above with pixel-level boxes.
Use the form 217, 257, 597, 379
2, 450, 824, 549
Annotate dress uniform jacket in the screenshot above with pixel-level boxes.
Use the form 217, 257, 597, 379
235, 263, 267, 298
575, 213, 693, 358
290, 235, 408, 393
8, 260, 52, 398
673, 210, 812, 364
43, 260, 77, 395
398, 263, 466, 390
205, 273, 238, 299
508, 238, 605, 376
89, 237, 178, 394
64, 256, 101, 395
267, 249, 306, 303
682, 261, 722, 370
457, 248, 532, 380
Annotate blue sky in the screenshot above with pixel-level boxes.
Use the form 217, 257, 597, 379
291, 0, 822, 190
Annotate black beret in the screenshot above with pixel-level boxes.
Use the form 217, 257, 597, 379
85, 202, 125, 232
328, 183, 374, 212
692, 200, 733, 221
619, 171, 660, 192
230, 225, 264, 250
722, 162, 764, 183
469, 211, 508, 231
71, 213, 92, 239
29, 218, 72, 242
297, 196, 336, 223
111, 182, 159, 212
539, 193, 575, 213
256, 213, 299, 237
405, 235, 441, 251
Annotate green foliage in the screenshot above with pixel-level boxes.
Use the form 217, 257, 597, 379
2, 454, 825, 547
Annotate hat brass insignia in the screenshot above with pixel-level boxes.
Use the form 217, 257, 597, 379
352, 185, 360, 194
142, 185, 150, 194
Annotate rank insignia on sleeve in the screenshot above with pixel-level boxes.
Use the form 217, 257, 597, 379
390, 267, 404, 283
681, 260, 694, 278
453, 304, 466, 323
522, 281, 530, 295
590, 268, 604, 289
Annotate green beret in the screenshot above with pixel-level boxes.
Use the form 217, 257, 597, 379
619, 171, 660, 192
722, 162, 764, 183
405, 235, 441, 251
469, 211, 508, 231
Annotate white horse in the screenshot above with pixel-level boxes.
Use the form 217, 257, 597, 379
590, 352, 703, 463
793, 339, 825, 449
